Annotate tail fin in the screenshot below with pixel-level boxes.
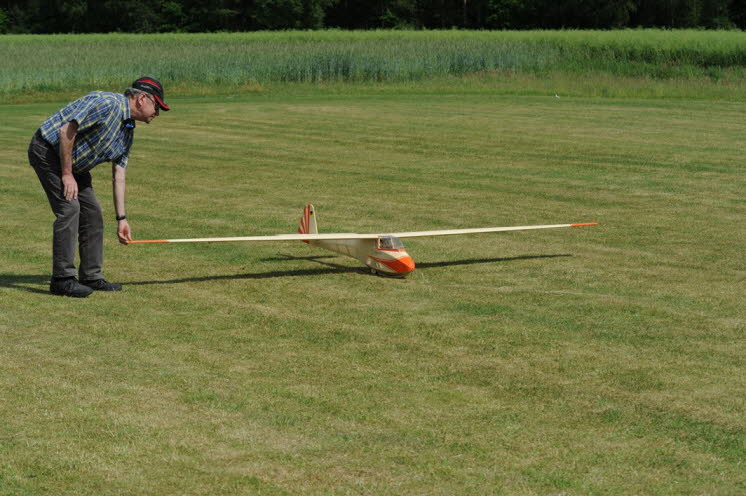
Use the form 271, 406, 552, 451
297, 204, 318, 243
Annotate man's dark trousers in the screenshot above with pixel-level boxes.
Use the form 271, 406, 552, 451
28, 130, 104, 281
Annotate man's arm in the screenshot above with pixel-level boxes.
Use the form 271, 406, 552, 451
59, 121, 78, 200
112, 162, 132, 244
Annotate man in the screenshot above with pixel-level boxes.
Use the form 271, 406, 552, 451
28, 77, 170, 297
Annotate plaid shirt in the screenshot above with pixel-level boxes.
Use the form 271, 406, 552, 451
38, 91, 135, 174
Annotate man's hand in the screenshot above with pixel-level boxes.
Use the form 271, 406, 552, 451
62, 174, 78, 200
117, 219, 133, 244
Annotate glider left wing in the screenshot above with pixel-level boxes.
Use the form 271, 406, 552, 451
129, 233, 379, 244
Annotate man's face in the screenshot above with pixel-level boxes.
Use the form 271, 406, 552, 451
135, 93, 160, 123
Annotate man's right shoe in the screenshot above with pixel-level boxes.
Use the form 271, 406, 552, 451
50, 277, 94, 298
80, 279, 122, 291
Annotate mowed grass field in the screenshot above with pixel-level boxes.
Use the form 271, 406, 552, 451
1, 86, 745, 494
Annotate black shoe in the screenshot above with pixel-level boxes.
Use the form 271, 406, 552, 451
50, 277, 94, 298
80, 278, 122, 291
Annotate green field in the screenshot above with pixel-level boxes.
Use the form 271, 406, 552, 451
1, 31, 746, 494
4, 30, 746, 102
3, 89, 745, 495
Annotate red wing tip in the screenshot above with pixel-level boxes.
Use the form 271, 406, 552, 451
127, 239, 169, 244
571, 223, 599, 227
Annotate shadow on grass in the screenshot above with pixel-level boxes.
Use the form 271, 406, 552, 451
417, 253, 571, 270
124, 253, 572, 286
0, 255, 571, 290
0, 274, 50, 295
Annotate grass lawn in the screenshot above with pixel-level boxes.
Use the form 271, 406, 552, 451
1, 86, 744, 494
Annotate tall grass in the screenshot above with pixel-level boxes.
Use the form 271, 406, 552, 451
2, 29, 746, 95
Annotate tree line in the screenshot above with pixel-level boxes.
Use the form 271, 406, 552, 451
1, 0, 745, 33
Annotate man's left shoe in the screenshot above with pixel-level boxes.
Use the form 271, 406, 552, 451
80, 279, 123, 291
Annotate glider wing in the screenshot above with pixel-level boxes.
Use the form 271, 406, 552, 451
129, 233, 380, 244
389, 223, 598, 238
129, 223, 597, 244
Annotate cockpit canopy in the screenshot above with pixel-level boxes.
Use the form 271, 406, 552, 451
377, 235, 405, 251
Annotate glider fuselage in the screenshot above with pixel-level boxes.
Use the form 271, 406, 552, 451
308, 235, 416, 276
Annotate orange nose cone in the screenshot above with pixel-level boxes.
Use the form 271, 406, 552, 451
397, 256, 416, 274
371, 254, 416, 275
381, 255, 415, 274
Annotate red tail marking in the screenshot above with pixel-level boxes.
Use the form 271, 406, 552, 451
299, 205, 311, 244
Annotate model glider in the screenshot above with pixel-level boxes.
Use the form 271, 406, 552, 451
129, 204, 598, 276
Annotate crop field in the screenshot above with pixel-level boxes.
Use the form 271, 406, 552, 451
1, 32, 746, 494
4, 30, 746, 101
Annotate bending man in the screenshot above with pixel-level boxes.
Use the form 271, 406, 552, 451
28, 77, 170, 297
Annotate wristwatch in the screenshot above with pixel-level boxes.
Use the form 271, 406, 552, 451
116, 215, 126, 221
